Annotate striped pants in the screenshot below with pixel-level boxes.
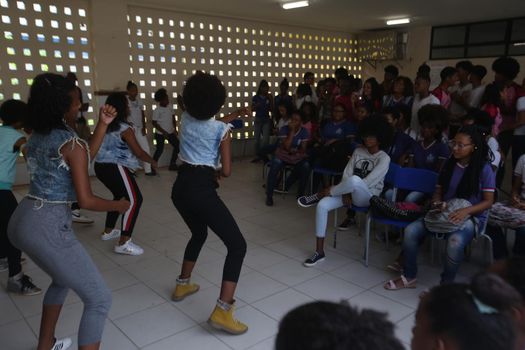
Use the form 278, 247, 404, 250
94, 162, 143, 237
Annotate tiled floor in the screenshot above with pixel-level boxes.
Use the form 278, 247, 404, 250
1, 162, 491, 349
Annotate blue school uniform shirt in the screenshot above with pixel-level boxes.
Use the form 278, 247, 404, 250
278, 125, 310, 150
321, 120, 356, 142
411, 140, 450, 171
252, 94, 271, 121
0, 126, 24, 190
443, 162, 496, 225
388, 131, 415, 164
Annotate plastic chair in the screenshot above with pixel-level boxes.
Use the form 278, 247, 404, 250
332, 162, 401, 267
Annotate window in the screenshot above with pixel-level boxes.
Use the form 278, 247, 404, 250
430, 17, 525, 59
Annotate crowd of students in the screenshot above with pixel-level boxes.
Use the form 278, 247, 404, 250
1, 55, 525, 349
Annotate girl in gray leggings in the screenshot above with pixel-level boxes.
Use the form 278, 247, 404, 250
8, 73, 129, 350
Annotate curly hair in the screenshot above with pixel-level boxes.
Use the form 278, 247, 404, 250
358, 114, 394, 149
418, 104, 449, 136
105, 92, 131, 133
0, 99, 28, 126
276, 301, 404, 350
154, 88, 168, 103
182, 72, 226, 120
26, 73, 75, 134
422, 273, 520, 350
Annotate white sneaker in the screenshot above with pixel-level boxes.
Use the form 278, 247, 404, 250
101, 229, 121, 241
114, 239, 144, 256
72, 209, 94, 224
51, 337, 72, 350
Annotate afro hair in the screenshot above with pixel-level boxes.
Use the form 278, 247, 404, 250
182, 72, 226, 120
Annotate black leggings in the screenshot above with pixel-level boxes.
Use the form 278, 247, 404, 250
171, 164, 246, 283
94, 162, 143, 237
0, 190, 22, 277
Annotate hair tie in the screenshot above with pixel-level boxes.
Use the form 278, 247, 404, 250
467, 290, 498, 314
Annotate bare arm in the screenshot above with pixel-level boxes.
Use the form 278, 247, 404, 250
219, 133, 232, 177
121, 127, 158, 169
152, 120, 169, 135
63, 141, 129, 213
88, 105, 117, 158
220, 107, 251, 124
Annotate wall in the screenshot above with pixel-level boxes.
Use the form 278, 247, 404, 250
361, 25, 525, 85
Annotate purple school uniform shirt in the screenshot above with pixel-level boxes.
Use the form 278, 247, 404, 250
388, 131, 414, 164
321, 120, 356, 142
443, 163, 496, 224
411, 140, 450, 171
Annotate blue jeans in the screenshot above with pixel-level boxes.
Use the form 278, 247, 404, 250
254, 119, 271, 154
266, 157, 310, 198
403, 218, 475, 283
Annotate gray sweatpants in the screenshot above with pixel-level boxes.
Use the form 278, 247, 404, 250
8, 199, 112, 346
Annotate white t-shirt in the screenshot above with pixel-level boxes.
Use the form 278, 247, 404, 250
127, 97, 144, 128
514, 97, 525, 136
410, 93, 440, 135
487, 136, 501, 169
468, 85, 486, 109
514, 154, 525, 199
152, 106, 174, 134
449, 82, 473, 116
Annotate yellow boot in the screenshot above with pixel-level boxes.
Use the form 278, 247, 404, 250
171, 277, 199, 302
208, 299, 248, 335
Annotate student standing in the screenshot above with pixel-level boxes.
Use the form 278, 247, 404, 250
152, 88, 179, 170
170, 72, 251, 335
8, 73, 129, 350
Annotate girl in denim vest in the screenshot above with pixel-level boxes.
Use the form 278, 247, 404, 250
170, 72, 251, 335
94, 92, 157, 256
8, 73, 129, 350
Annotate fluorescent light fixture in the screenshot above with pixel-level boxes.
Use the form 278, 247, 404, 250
514, 42, 525, 46
386, 18, 410, 26
282, 1, 309, 10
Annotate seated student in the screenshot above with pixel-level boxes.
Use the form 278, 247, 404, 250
354, 100, 372, 122
275, 301, 405, 350
318, 78, 337, 123
274, 78, 293, 118
295, 82, 313, 110
383, 106, 415, 165
382, 76, 414, 110
310, 103, 356, 191
384, 125, 495, 289
335, 76, 356, 122
490, 256, 525, 350
469, 65, 488, 109
486, 153, 525, 259
432, 66, 459, 110
463, 109, 501, 172
265, 111, 310, 206
297, 115, 393, 266
362, 77, 382, 113
411, 73, 440, 137
257, 101, 291, 163
412, 273, 520, 350
300, 101, 319, 141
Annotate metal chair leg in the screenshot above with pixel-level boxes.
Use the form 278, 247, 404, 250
363, 214, 371, 267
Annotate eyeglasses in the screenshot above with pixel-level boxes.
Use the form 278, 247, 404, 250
448, 140, 473, 150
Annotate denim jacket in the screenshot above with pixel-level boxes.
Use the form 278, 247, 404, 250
178, 111, 230, 168
26, 126, 88, 203
95, 122, 139, 170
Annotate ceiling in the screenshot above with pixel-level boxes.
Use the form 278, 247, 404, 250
133, 0, 525, 32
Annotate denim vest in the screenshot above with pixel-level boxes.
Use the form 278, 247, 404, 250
178, 112, 230, 168
26, 126, 87, 203
95, 122, 139, 170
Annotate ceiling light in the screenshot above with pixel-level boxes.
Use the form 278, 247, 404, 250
386, 18, 410, 26
514, 42, 525, 46
282, 1, 309, 10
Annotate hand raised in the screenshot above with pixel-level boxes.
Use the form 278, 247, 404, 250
99, 105, 117, 125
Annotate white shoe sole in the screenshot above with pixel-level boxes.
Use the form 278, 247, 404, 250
303, 257, 325, 267
297, 199, 317, 208
101, 230, 121, 241
72, 217, 94, 224
114, 246, 144, 256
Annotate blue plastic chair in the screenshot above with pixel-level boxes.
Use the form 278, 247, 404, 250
331, 162, 400, 266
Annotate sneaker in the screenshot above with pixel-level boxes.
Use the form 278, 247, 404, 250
337, 217, 356, 231
0, 258, 7, 272
7, 274, 42, 296
297, 194, 321, 208
303, 252, 325, 267
51, 337, 72, 350
101, 229, 121, 241
114, 239, 144, 256
71, 209, 94, 224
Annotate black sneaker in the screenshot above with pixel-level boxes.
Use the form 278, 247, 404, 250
303, 252, 325, 267
337, 217, 356, 231
7, 274, 42, 296
297, 194, 321, 207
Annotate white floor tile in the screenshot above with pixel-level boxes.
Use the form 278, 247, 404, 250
0, 297, 23, 326
261, 259, 323, 286
348, 291, 414, 323
141, 325, 230, 350
0, 319, 38, 350
108, 283, 165, 320
252, 288, 314, 321
330, 260, 393, 289
294, 274, 365, 302
235, 271, 288, 304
